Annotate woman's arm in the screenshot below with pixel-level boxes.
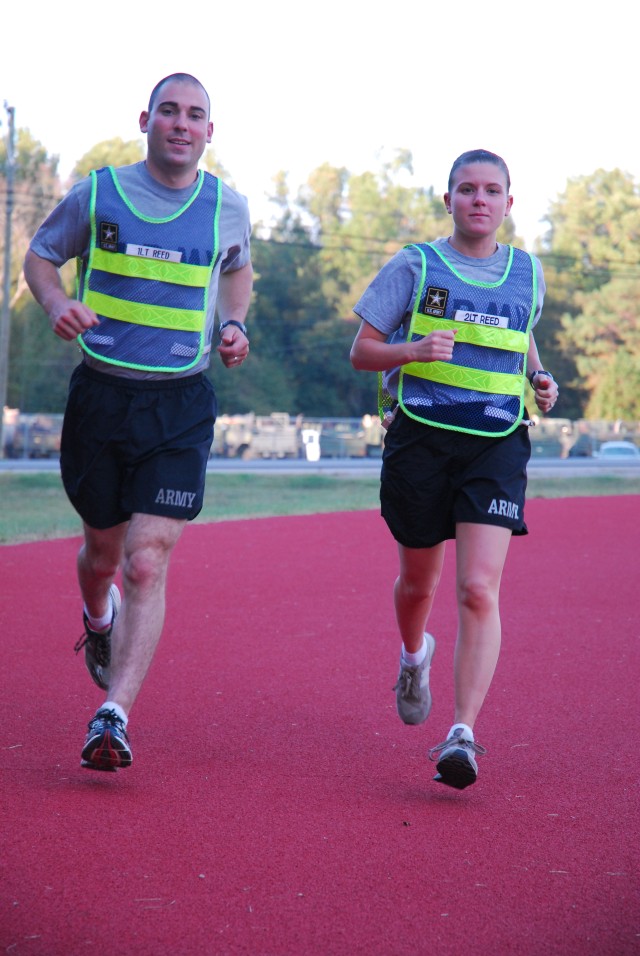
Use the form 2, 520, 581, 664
350, 319, 456, 371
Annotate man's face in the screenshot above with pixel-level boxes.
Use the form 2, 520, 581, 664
139, 79, 213, 180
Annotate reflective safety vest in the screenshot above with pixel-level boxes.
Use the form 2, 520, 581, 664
78, 166, 221, 372
394, 242, 538, 437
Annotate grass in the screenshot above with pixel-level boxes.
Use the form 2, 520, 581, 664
1, 470, 640, 545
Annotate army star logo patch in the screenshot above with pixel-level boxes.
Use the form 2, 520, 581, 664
423, 286, 449, 317
100, 222, 119, 252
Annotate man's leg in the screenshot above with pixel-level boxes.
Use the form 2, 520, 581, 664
79, 521, 127, 620
80, 513, 186, 771
106, 512, 187, 715
75, 522, 127, 690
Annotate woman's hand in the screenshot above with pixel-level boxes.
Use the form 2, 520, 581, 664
408, 329, 457, 363
531, 372, 558, 413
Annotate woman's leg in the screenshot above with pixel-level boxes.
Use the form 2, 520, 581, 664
394, 542, 447, 653
453, 522, 512, 729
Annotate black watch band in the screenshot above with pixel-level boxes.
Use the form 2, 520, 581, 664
219, 319, 248, 338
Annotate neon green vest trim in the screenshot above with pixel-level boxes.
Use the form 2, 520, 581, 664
411, 313, 529, 355
84, 290, 204, 333
78, 166, 221, 373
382, 242, 537, 437
402, 360, 524, 396
90, 247, 211, 288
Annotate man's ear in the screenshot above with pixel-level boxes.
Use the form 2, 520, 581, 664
139, 111, 150, 134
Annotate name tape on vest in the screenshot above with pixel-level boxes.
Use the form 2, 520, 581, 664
125, 243, 183, 263
453, 309, 508, 329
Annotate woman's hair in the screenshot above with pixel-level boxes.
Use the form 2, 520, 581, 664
448, 149, 511, 192
147, 73, 210, 117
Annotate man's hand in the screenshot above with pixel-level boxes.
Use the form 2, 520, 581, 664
23, 250, 99, 341
217, 327, 249, 368
49, 298, 100, 341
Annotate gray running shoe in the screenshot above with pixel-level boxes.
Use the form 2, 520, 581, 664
393, 632, 436, 725
428, 727, 487, 790
74, 584, 121, 690
81, 707, 132, 771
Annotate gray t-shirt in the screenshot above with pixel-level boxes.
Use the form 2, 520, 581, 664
30, 162, 252, 379
353, 237, 545, 396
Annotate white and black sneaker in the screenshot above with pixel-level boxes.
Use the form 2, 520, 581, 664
81, 707, 132, 771
74, 584, 121, 690
393, 632, 436, 725
429, 727, 486, 790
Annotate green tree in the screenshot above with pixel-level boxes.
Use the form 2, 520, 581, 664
564, 276, 640, 418
9, 126, 640, 425
298, 151, 450, 318
542, 168, 640, 419
71, 138, 145, 181
8, 294, 78, 411
1, 129, 61, 303
2, 130, 64, 415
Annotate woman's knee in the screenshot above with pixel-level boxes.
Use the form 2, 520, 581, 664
397, 572, 440, 605
457, 575, 499, 615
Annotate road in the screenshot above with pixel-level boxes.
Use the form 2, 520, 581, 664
1, 456, 639, 478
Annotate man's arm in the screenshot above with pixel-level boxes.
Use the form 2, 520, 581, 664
23, 249, 99, 341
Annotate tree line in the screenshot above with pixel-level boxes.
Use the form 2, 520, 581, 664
2, 132, 640, 421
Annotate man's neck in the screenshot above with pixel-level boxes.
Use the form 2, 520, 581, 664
144, 159, 200, 190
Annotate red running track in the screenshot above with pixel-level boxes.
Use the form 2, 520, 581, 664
1, 497, 638, 955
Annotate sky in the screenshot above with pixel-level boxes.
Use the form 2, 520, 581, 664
2, 0, 637, 249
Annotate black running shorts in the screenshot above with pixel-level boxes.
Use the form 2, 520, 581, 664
60, 364, 216, 529
380, 410, 531, 549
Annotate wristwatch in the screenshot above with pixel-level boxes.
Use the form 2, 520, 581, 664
219, 319, 248, 338
529, 369, 552, 388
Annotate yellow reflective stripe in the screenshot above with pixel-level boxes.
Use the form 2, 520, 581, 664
403, 361, 524, 396
412, 313, 528, 354
92, 247, 210, 288
85, 290, 203, 332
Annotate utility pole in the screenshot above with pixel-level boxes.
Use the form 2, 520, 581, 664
0, 102, 16, 458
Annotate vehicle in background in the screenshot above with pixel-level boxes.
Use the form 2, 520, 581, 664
316, 416, 383, 459
4, 414, 63, 459
595, 441, 640, 459
212, 413, 302, 460
529, 418, 573, 458
249, 413, 302, 459
210, 413, 383, 460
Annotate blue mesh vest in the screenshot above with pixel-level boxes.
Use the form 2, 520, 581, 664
78, 166, 221, 372
395, 242, 537, 437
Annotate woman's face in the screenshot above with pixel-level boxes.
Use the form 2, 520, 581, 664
444, 162, 513, 240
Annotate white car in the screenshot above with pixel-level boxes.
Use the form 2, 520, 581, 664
596, 441, 640, 458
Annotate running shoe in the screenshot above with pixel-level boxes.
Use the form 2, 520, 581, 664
74, 584, 121, 690
393, 632, 436, 725
81, 708, 132, 771
428, 727, 487, 790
